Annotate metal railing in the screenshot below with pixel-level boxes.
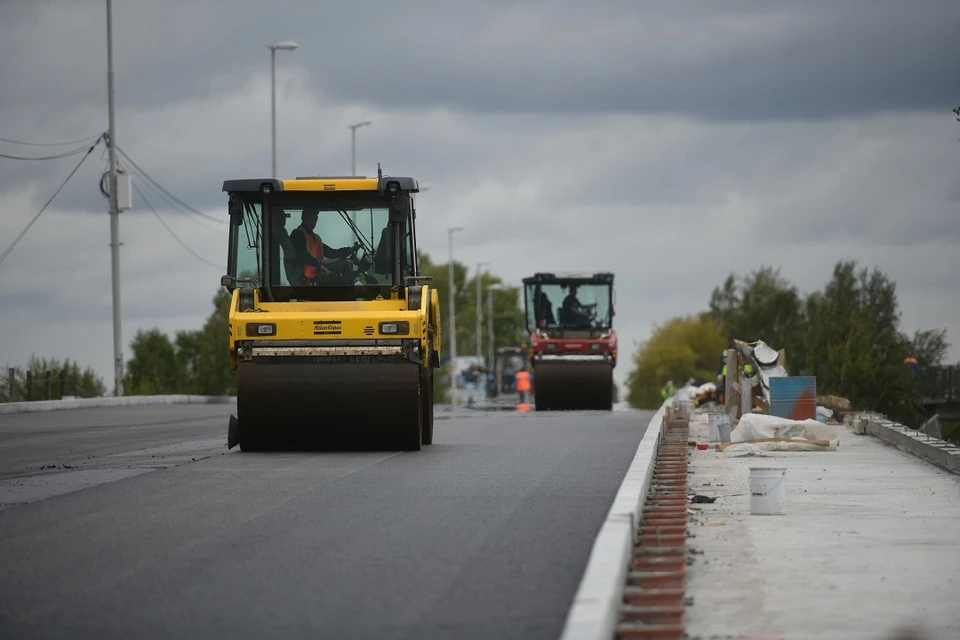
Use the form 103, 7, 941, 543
918, 365, 957, 403
4, 368, 70, 403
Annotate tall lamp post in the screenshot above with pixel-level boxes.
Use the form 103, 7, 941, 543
105, 0, 123, 396
487, 283, 507, 382
269, 41, 298, 177
475, 262, 489, 362
447, 226, 464, 406
348, 121, 372, 176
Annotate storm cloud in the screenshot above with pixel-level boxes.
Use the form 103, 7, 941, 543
1, 0, 958, 390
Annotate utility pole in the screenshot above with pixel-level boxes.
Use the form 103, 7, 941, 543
475, 262, 489, 361
447, 227, 464, 406
348, 121, 372, 176
106, 0, 123, 397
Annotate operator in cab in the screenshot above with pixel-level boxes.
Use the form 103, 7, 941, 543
561, 284, 594, 325
289, 208, 362, 284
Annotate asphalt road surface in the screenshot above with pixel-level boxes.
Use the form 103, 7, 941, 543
0, 403, 653, 640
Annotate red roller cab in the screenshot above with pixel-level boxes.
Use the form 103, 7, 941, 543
522, 272, 617, 411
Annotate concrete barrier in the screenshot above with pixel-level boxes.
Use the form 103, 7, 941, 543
0, 395, 237, 415
559, 399, 669, 640
864, 416, 960, 475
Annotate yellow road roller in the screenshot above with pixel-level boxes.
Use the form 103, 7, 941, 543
220, 169, 441, 451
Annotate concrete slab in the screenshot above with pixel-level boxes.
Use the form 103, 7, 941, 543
684, 414, 960, 640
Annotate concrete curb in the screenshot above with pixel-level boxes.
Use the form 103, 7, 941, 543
0, 395, 237, 415
865, 417, 960, 475
559, 400, 668, 640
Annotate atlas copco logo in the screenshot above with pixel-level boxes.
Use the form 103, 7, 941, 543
313, 320, 342, 335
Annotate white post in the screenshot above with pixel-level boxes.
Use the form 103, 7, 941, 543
106, 0, 123, 397
475, 262, 489, 360
348, 121, 372, 176
447, 227, 464, 406
268, 42, 298, 177
487, 283, 505, 392
270, 47, 276, 177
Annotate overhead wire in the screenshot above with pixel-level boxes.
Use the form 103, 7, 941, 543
0, 144, 100, 161
0, 133, 103, 147
0, 136, 104, 268
115, 146, 224, 224
130, 179, 224, 271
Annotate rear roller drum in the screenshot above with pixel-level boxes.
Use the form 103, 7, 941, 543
236, 361, 422, 451
532, 361, 614, 411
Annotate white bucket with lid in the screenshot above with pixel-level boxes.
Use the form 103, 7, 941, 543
749, 467, 786, 515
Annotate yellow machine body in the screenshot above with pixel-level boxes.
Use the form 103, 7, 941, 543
221, 174, 441, 451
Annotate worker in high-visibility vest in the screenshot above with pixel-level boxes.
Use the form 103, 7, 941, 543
289, 209, 361, 284
514, 367, 532, 404
660, 379, 675, 400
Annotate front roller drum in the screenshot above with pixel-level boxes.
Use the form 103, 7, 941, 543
235, 362, 422, 451
533, 361, 614, 411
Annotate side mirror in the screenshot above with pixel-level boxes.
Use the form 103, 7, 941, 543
389, 194, 412, 223
228, 194, 243, 226
221, 274, 235, 288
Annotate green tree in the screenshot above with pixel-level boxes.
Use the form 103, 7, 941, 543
911, 328, 950, 368
0, 356, 106, 402
709, 266, 805, 369
626, 314, 727, 409
803, 261, 921, 424
125, 328, 184, 395
176, 289, 236, 395
418, 252, 527, 359
418, 252, 526, 403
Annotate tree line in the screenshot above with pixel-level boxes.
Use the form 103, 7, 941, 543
626, 260, 953, 428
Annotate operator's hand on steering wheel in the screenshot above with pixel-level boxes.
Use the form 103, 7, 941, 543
318, 265, 332, 277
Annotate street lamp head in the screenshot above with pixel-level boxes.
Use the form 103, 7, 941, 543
270, 41, 298, 51
448, 226, 464, 234
348, 120, 372, 130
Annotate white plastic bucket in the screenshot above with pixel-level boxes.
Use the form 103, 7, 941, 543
749, 467, 786, 515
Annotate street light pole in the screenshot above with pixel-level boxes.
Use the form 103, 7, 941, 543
348, 121, 372, 176
105, 0, 123, 397
447, 226, 464, 406
269, 41, 298, 177
475, 262, 489, 361
487, 284, 506, 383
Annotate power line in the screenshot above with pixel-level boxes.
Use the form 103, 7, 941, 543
114, 159, 223, 233
0, 137, 103, 268
131, 179, 224, 271
116, 147, 224, 224
0, 144, 99, 161
0, 133, 103, 147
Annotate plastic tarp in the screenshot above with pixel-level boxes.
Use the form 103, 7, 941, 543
721, 413, 840, 453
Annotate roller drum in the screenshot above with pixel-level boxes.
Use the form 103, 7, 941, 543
236, 361, 422, 450
533, 361, 613, 411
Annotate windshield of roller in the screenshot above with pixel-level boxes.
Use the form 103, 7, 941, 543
228, 193, 415, 298
525, 282, 612, 332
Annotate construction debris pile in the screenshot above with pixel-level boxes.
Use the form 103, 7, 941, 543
679, 338, 851, 451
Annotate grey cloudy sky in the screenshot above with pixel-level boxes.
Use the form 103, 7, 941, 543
1, 0, 958, 394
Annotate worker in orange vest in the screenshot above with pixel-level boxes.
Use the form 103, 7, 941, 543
289, 209, 361, 284
515, 367, 532, 404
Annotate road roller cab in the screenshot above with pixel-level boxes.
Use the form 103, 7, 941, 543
221, 170, 441, 451
522, 272, 617, 411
